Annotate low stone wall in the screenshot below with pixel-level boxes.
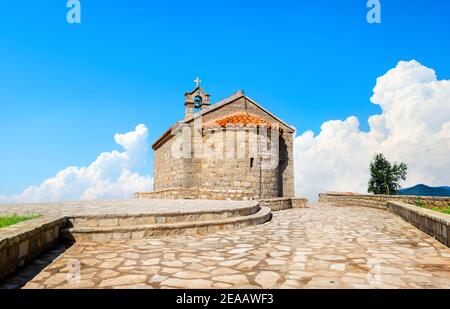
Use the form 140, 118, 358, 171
136, 191, 309, 212
135, 188, 255, 201
249, 198, 308, 211
0, 216, 66, 280
319, 192, 450, 210
258, 198, 292, 211
387, 201, 450, 247
292, 198, 308, 209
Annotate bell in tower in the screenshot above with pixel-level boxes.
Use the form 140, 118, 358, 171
184, 77, 211, 118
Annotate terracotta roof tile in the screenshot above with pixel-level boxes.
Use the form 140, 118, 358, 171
203, 113, 276, 129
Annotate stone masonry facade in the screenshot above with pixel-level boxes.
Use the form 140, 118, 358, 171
0, 216, 66, 280
147, 88, 295, 201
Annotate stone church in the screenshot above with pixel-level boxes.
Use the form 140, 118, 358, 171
141, 81, 295, 201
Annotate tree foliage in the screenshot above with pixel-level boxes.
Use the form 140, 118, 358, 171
368, 153, 407, 195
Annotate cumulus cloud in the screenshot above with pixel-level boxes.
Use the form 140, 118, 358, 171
0, 124, 153, 204
295, 60, 450, 201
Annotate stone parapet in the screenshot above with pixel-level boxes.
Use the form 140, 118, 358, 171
387, 201, 450, 247
0, 216, 66, 280
258, 197, 308, 211
258, 198, 292, 211
319, 192, 450, 210
291, 198, 309, 209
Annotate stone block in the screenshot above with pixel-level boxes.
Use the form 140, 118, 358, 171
92, 233, 112, 242
99, 218, 119, 227
18, 240, 29, 259
45, 229, 54, 244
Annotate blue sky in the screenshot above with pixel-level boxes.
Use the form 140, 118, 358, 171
1, 0, 450, 196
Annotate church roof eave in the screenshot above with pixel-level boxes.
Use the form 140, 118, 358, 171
151, 123, 180, 150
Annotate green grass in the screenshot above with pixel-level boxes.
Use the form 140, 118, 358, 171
433, 207, 450, 215
0, 214, 41, 228
414, 203, 450, 215
415, 200, 425, 207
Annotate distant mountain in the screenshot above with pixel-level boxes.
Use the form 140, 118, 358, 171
398, 184, 450, 197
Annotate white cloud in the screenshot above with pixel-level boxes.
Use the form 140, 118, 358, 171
295, 60, 450, 201
0, 124, 153, 204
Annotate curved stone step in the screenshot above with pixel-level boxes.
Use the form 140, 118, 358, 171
66, 204, 261, 228
61, 206, 272, 242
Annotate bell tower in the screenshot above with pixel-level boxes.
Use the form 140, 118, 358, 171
184, 77, 211, 118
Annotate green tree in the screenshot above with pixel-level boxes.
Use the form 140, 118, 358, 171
368, 153, 407, 195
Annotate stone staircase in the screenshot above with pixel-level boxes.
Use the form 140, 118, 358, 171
60, 204, 272, 242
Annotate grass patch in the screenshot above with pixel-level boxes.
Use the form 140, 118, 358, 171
434, 208, 450, 215
414, 204, 450, 215
0, 214, 41, 228
415, 200, 425, 207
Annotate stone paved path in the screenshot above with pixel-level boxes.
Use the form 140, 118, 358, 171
4, 204, 450, 289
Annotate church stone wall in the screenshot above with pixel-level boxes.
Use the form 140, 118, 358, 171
153, 134, 184, 191
199, 97, 295, 198
198, 128, 280, 199
153, 126, 289, 200
281, 132, 294, 198
135, 188, 255, 200
152, 93, 295, 200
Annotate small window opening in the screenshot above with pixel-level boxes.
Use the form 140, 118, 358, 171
194, 95, 203, 111
250, 157, 255, 168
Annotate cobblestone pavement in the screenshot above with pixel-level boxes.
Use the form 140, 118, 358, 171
5, 204, 450, 289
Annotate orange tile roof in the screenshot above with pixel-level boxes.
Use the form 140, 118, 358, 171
203, 113, 278, 129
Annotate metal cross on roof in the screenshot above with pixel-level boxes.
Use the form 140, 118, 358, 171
194, 77, 202, 88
